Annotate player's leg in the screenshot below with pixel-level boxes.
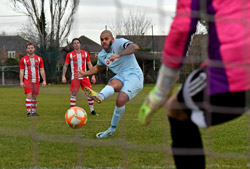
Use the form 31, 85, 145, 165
167, 67, 207, 169
166, 66, 246, 168
96, 92, 128, 138
169, 77, 248, 168
25, 93, 32, 117
111, 92, 129, 130
96, 79, 124, 138
70, 79, 80, 107
31, 94, 39, 116
110, 73, 143, 133
83, 76, 123, 104
99, 73, 142, 101
168, 116, 205, 169
99, 79, 121, 98
24, 80, 33, 117
167, 94, 205, 169
31, 83, 40, 116
80, 77, 98, 116
70, 91, 77, 107
96, 73, 143, 138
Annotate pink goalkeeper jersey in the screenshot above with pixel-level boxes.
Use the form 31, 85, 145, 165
163, 0, 250, 95
20, 55, 44, 84
65, 50, 90, 80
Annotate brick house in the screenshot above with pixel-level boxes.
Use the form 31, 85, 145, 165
0, 35, 28, 65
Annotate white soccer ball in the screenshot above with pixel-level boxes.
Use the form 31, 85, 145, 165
65, 107, 87, 129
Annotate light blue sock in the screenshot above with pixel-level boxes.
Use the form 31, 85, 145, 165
100, 85, 114, 100
110, 105, 125, 132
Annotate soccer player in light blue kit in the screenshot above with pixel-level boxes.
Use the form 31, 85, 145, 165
79, 30, 144, 138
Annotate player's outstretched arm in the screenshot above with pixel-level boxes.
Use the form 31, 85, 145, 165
79, 64, 106, 78
138, 64, 179, 125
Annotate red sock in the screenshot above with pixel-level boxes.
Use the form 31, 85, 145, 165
26, 99, 32, 113
70, 95, 76, 107
32, 99, 37, 113
88, 97, 94, 112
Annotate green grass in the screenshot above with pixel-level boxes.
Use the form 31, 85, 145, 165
0, 84, 249, 169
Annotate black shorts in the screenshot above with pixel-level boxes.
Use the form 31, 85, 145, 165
177, 67, 249, 127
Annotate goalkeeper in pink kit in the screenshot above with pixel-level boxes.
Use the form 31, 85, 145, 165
138, 0, 250, 168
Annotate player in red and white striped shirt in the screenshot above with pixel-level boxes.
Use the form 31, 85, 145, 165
20, 42, 46, 117
62, 38, 98, 116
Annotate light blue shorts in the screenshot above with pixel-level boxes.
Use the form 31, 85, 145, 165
109, 69, 144, 100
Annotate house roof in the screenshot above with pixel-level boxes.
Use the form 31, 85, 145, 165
0, 35, 28, 51
61, 35, 102, 54
116, 35, 166, 52
79, 35, 102, 53
59, 35, 102, 64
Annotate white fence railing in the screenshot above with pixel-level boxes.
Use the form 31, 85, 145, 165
0, 65, 19, 86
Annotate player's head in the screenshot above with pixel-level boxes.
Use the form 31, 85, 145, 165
100, 30, 114, 52
72, 38, 81, 51
26, 42, 35, 55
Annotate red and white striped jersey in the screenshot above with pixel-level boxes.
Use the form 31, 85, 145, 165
65, 50, 90, 80
20, 55, 44, 83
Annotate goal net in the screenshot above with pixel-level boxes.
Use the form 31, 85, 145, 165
0, 0, 250, 168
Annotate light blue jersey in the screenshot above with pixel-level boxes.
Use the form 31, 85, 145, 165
97, 38, 144, 100
97, 38, 142, 74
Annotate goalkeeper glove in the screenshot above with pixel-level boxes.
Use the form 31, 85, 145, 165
138, 64, 179, 125
138, 86, 166, 125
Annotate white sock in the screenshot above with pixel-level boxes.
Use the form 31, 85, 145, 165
88, 97, 94, 112
110, 105, 125, 132
100, 85, 115, 100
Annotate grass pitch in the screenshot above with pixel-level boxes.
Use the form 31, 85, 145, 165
0, 84, 249, 168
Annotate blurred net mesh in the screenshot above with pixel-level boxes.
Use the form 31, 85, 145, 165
1, 0, 250, 168
112, 0, 250, 166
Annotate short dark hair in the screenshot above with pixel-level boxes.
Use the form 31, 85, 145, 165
101, 30, 113, 38
26, 42, 35, 48
72, 38, 81, 44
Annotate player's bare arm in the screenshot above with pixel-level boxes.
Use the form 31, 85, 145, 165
40, 68, 46, 87
87, 61, 96, 84
62, 63, 69, 83
109, 43, 140, 62
19, 69, 25, 88
79, 64, 105, 78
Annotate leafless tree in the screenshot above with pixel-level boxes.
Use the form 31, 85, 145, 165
111, 10, 152, 36
11, 0, 80, 49
10, 0, 79, 82
18, 20, 40, 45
1, 31, 7, 36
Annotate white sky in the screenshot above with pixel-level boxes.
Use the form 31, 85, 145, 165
0, 0, 177, 44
